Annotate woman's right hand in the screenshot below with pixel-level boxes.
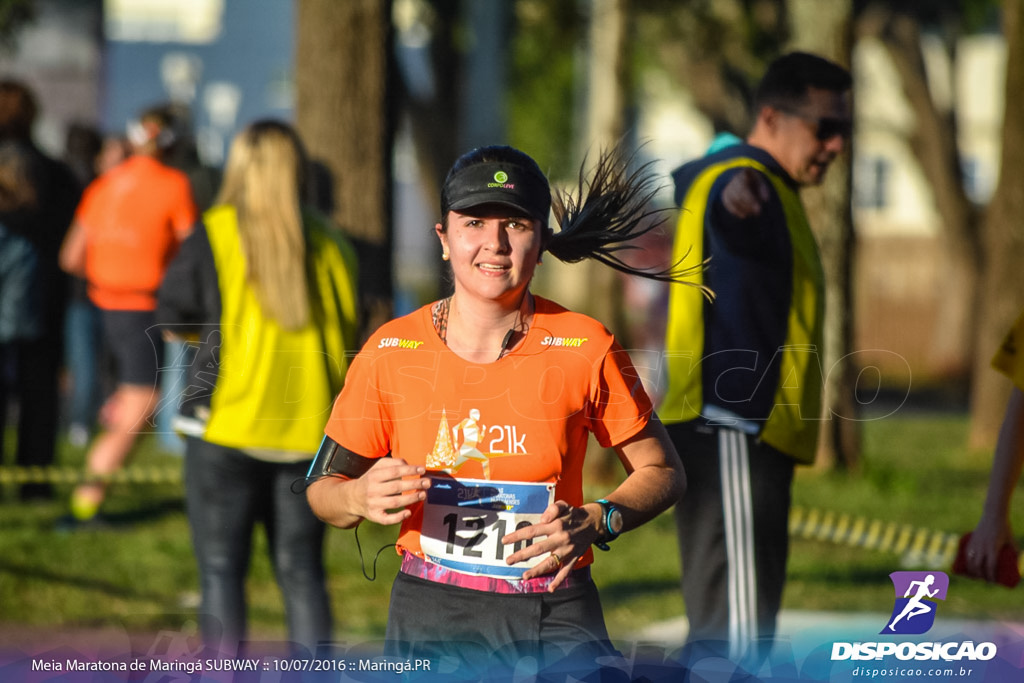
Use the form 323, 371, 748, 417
352, 458, 431, 525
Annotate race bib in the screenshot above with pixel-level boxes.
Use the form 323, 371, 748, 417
419, 477, 555, 578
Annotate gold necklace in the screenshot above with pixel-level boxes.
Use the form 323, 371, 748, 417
432, 293, 533, 359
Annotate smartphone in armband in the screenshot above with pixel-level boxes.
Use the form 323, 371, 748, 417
307, 436, 382, 482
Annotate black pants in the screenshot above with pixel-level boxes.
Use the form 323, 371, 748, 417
668, 421, 794, 663
385, 570, 618, 676
0, 335, 62, 500
184, 437, 331, 654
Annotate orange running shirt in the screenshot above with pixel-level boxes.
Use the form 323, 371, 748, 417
324, 296, 653, 565
77, 155, 197, 310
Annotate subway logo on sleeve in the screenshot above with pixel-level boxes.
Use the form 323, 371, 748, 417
541, 336, 588, 347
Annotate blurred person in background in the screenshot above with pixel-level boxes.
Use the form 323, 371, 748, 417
660, 52, 852, 664
158, 120, 358, 655
0, 79, 80, 501
61, 123, 124, 448
62, 123, 103, 184
59, 104, 197, 525
962, 309, 1024, 586
96, 133, 131, 176
151, 106, 220, 457
0, 143, 44, 474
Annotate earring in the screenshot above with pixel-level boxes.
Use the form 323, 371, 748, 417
442, 252, 450, 261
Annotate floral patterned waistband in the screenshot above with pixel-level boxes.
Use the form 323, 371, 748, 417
400, 552, 591, 595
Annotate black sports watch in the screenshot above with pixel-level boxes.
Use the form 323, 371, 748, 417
594, 499, 623, 551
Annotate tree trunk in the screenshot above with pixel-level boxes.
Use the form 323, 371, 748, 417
295, 0, 395, 336
579, 0, 631, 484
578, 0, 630, 338
397, 0, 461, 208
635, 0, 787, 136
969, 0, 1024, 450
540, 0, 631, 334
584, 0, 629, 155
787, 0, 861, 471
858, 6, 983, 383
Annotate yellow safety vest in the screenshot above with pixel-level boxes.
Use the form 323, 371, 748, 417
202, 204, 359, 453
661, 157, 825, 463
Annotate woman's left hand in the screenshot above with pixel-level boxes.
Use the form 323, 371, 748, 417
502, 500, 599, 590
964, 516, 1013, 583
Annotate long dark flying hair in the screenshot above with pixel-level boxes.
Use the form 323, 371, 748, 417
441, 144, 710, 296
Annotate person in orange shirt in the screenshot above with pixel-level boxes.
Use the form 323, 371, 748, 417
59, 105, 197, 525
306, 145, 695, 675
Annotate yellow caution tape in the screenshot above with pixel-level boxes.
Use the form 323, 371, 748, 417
790, 504, 1024, 578
1, 466, 1022, 577
0, 465, 181, 485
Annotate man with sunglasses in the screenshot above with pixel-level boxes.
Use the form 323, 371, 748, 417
660, 52, 852, 666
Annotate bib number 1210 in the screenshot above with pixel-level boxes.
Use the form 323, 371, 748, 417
420, 477, 554, 578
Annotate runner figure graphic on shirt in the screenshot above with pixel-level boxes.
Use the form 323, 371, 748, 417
887, 574, 939, 631
453, 408, 491, 479
425, 407, 528, 480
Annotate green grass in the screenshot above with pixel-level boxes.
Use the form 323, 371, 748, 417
784, 414, 1023, 626
0, 414, 1020, 648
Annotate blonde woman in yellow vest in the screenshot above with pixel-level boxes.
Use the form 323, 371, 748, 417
661, 53, 852, 666
157, 120, 358, 655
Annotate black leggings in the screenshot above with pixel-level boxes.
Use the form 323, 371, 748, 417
385, 570, 618, 674
184, 437, 331, 654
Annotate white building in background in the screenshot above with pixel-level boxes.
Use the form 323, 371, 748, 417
954, 34, 1005, 205
851, 37, 940, 236
851, 34, 1004, 383
852, 34, 1004, 233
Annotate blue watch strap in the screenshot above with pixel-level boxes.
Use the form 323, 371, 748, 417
594, 499, 620, 551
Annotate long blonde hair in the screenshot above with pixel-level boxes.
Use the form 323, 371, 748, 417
216, 120, 310, 330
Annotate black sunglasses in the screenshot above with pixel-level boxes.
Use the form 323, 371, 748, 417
777, 107, 852, 141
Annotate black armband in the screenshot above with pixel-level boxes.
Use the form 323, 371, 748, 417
306, 436, 381, 481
